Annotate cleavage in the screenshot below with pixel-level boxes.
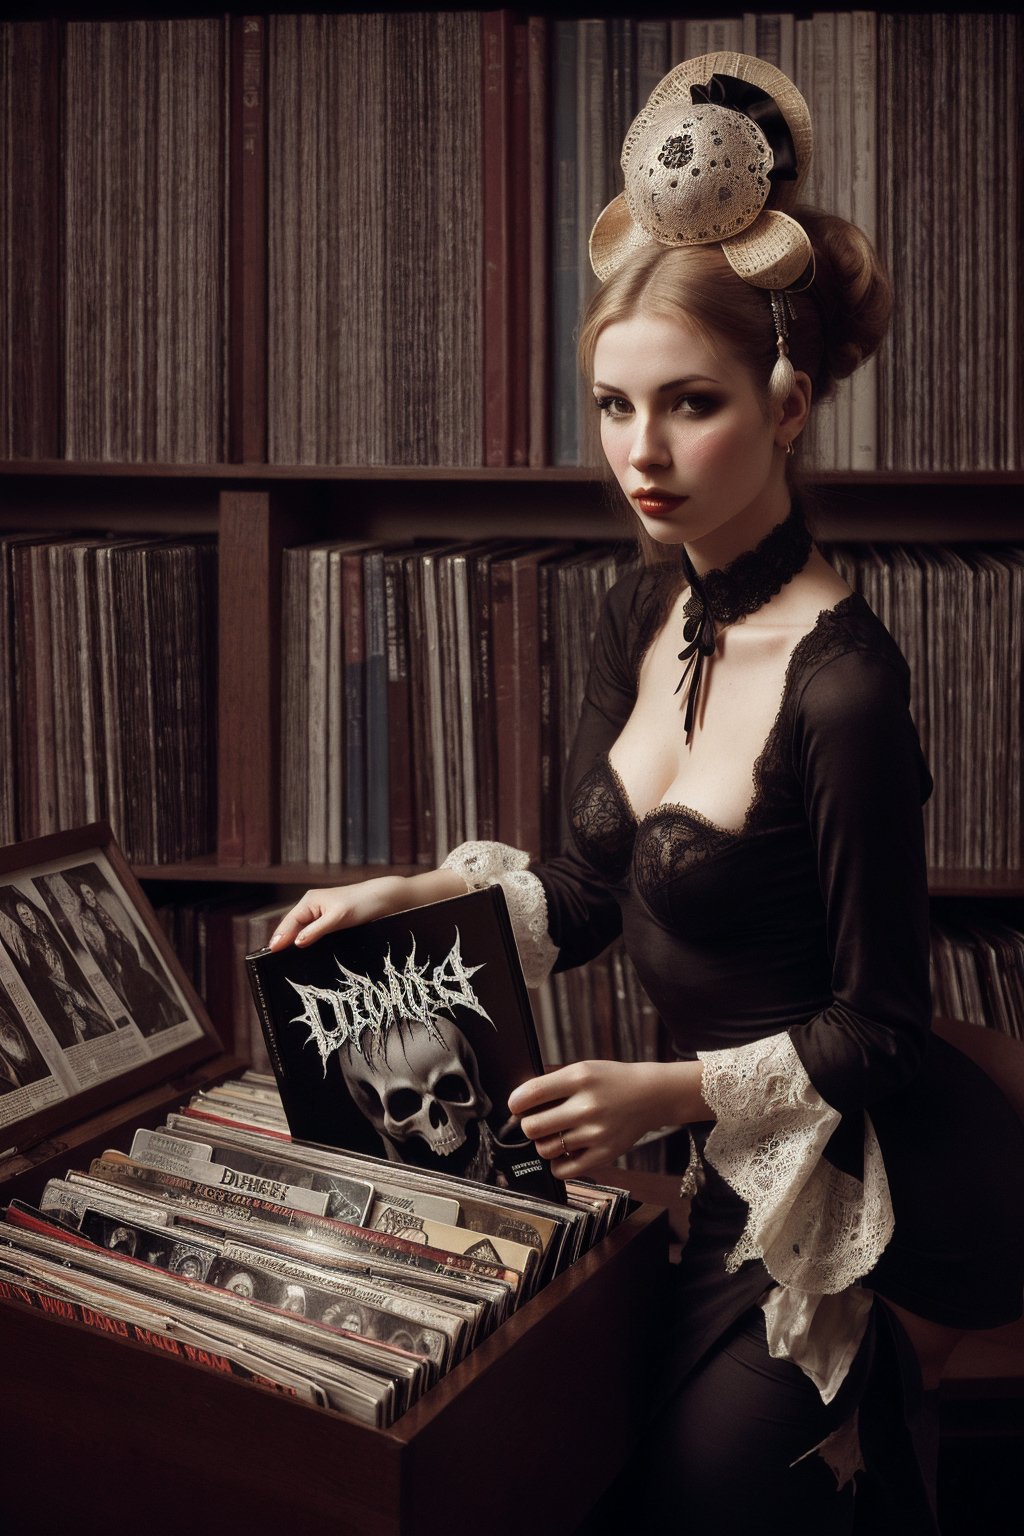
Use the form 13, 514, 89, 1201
606, 595, 823, 833
607, 675, 783, 838
605, 752, 744, 839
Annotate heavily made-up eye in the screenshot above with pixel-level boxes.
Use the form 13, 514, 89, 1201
674, 393, 718, 416
594, 393, 719, 419
593, 394, 632, 418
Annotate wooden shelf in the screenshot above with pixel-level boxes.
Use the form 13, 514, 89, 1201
0, 459, 606, 482
2, 459, 1024, 486
133, 860, 421, 885
942, 1315, 1024, 1397
2, 465, 1021, 546
928, 871, 1024, 899
130, 860, 1024, 898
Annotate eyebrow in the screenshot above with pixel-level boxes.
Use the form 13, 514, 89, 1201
592, 375, 722, 392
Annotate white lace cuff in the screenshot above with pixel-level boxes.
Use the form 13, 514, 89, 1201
441, 841, 558, 989
698, 1031, 893, 1296
698, 1032, 893, 1405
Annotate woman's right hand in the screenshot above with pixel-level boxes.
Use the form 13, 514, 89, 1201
268, 868, 468, 951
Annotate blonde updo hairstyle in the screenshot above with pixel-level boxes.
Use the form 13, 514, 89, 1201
578, 209, 892, 559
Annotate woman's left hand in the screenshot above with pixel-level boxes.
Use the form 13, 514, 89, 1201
508, 1058, 706, 1178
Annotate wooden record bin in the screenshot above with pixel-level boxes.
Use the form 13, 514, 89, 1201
0, 828, 669, 1536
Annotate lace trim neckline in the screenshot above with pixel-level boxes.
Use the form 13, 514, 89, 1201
610, 592, 862, 839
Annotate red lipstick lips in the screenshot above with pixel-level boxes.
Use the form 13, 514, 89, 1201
633, 489, 685, 516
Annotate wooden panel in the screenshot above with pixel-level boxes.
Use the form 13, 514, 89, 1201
1, 1297, 405, 1536
216, 488, 337, 865
398, 1203, 668, 1535
217, 489, 277, 864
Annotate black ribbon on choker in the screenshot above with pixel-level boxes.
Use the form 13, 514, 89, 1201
690, 74, 798, 187
672, 504, 813, 740
674, 547, 718, 740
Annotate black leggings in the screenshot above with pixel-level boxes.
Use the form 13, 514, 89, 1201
583, 1302, 938, 1536
630, 1307, 855, 1536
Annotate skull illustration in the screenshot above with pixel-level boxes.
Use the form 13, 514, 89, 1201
340, 1015, 492, 1164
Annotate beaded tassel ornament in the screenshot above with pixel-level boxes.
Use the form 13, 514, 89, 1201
769, 289, 796, 405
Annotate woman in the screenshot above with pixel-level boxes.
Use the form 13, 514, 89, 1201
271, 56, 1023, 1533
0, 999, 49, 1091
0, 893, 116, 1047
66, 875, 183, 1035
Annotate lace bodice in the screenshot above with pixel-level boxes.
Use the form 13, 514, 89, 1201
566, 594, 922, 928
569, 753, 736, 912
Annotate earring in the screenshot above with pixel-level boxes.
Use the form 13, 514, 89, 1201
785, 440, 795, 457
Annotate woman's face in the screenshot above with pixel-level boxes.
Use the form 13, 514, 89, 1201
15, 900, 38, 934
0, 1018, 29, 1064
80, 884, 98, 908
592, 310, 794, 563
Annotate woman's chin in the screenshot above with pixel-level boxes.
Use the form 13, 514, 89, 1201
635, 517, 689, 547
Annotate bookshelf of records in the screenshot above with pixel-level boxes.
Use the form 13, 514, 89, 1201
1, 9, 1022, 1099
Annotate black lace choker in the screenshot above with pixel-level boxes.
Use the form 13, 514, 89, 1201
675, 502, 813, 737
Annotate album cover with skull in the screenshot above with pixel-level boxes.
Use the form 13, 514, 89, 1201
246, 888, 563, 1202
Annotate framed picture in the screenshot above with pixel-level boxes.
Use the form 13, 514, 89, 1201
0, 824, 219, 1151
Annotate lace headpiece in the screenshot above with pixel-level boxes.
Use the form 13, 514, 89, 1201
590, 52, 813, 291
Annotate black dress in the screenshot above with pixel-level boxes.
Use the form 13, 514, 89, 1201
528, 570, 1024, 1530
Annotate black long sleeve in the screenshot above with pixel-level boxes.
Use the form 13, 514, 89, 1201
787, 645, 933, 1114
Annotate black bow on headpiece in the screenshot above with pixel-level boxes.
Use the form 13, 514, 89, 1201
690, 73, 798, 186
674, 547, 718, 739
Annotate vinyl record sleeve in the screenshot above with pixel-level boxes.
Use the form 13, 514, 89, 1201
246, 888, 562, 1202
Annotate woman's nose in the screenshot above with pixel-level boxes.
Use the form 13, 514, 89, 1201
627, 415, 671, 471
